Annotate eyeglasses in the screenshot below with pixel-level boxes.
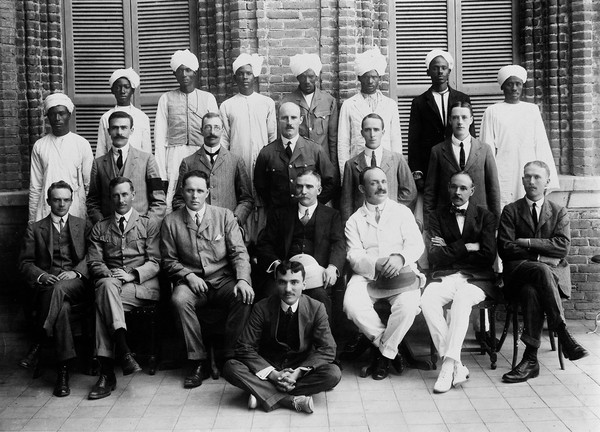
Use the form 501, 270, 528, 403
202, 125, 222, 132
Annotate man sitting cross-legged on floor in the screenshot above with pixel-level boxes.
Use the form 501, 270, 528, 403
223, 260, 341, 414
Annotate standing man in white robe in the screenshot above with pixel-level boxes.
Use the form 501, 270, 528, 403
219, 53, 277, 243
480, 65, 560, 208
29, 93, 93, 223
338, 47, 402, 178
155, 49, 218, 213
96, 68, 151, 157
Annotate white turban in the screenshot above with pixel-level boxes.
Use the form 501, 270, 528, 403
289, 53, 322, 77
109, 68, 141, 89
425, 49, 454, 70
43, 92, 74, 115
497, 65, 527, 87
354, 46, 387, 77
170, 49, 199, 72
232, 53, 264, 76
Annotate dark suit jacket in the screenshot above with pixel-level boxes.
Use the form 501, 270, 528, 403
234, 294, 336, 372
160, 205, 251, 286
408, 86, 474, 178
254, 136, 339, 210
498, 197, 572, 298
341, 148, 417, 223
255, 203, 346, 273
428, 203, 498, 298
423, 137, 500, 229
87, 147, 166, 224
171, 147, 254, 224
19, 214, 90, 287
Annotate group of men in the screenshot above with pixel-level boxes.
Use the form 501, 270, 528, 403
19, 45, 587, 413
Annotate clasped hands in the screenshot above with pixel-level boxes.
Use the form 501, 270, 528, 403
376, 255, 405, 279
268, 368, 302, 392
40, 271, 77, 285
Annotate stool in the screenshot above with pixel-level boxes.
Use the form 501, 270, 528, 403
125, 304, 159, 375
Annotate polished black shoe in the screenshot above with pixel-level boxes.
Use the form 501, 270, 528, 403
19, 344, 41, 369
557, 328, 589, 361
502, 358, 540, 383
88, 374, 116, 400
53, 366, 70, 397
391, 353, 405, 374
341, 333, 372, 361
372, 355, 391, 380
121, 353, 142, 376
184, 363, 209, 389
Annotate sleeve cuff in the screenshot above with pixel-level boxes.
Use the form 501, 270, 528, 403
256, 366, 275, 380
36, 273, 46, 284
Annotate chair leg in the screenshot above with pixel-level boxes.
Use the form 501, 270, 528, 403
148, 312, 157, 376
497, 306, 511, 352
512, 305, 519, 369
479, 308, 486, 355
555, 331, 565, 370
489, 305, 497, 370
548, 326, 556, 352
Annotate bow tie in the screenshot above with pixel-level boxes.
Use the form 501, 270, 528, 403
450, 206, 467, 216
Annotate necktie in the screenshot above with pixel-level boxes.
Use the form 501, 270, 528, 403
286, 306, 294, 317
459, 143, 465, 170
58, 217, 64, 233
195, 213, 201, 227
206, 150, 218, 165
119, 216, 126, 233
532, 202, 538, 230
117, 149, 123, 170
370, 152, 377, 168
375, 206, 381, 224
300, 209, 310, 225
450, 206, 466, 216
285, 142, 293, 159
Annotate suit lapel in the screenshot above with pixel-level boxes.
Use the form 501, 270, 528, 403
196, 206, 211, 235
211, 149, 226, 172
353, 152, 368, 173
40, 216, 53, 258
425, 90, 443, 126
441, 140, 460, 171
102, 154, 116, 179
461, 204, 479, 239
122, 209, 139, 235
442, 207, 462, 240
463, 139, 480, 171
122, 148, 137, 178
289, 138, 305, 164
312, 205, 323, 253
380, 149, 393, 173
517, 199, 536, 233
68, 217, 84, 259
537, 200, 552, 234
196, 149, 212, 171
297, 296, 308, 350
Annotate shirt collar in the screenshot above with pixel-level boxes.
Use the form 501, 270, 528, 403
112, 143, 130, 160
50, 213, 68, 225
186, 204, 207, 224
280, 300, 299, 313
452, 134, 471, 146
204, 144, 221, 154
364, 198, 388, 213
282, 134, 300, 150
115, 208, 133, 224
526, 196, 544, 209
298, 202, 318, 218
364, 146, 383, 159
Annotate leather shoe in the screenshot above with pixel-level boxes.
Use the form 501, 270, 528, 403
121, 353, 142, 376
88, 374, 116, 400
341, 333, 371, 360
557, 328, 589, 361
53, 366, 70, 397
247, 394, 258, 410
291, 395, 314, 414
502, 358, 539, 383
19, 344, 41, 369
372, 355, 391, 380
184, 363, 209, 389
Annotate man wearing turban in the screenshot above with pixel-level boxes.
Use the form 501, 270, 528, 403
96, 68, 152, 158
28, 93, 94, 222
281, 54, 339, 178
338, 47, 402, 178
154, 49, 218, 213
219, 53, 277, 244
480, 65, 560, 208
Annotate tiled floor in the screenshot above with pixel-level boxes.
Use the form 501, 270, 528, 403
1, 320, 599, 432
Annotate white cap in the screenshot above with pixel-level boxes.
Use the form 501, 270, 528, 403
354, 46, 387, 77
232, 53, 264, 76
43, 92, 74, 115
109, 68, 141, 89
497, 65, 527, 87
170, 49, 199, 72
289, 53, 322, 76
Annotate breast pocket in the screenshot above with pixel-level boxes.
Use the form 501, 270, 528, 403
313, 110, 329, 135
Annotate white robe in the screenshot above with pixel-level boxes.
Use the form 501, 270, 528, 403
479, 101, 560, 208
28, 132, 93, 222
96, 105, 152, 157
337, 90, 403, 178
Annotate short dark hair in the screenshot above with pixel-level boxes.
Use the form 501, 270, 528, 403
296, 169, 321, 185
524, 160, 551, 178
182, 170, 210, 189
109, 176, 135, 193
449, 101, 474, 118
358, 166, 385, 187
47, 180, 73, 200
276, 260, 306, 280
449, 170, 474, 186
361, 113, 385, 130
202, 112, 222, 127
108, 110, 134, 128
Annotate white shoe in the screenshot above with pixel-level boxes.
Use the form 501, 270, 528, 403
433, 364, 453, 393
292, 395, 314, 414
453, 363, 470, 388
248, 394, 257, 410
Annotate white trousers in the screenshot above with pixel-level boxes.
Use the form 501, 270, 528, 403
343, 275, 421, 359
420, 273, 486, 362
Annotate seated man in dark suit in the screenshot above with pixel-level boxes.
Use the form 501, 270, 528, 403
498, 161, 588, 383
161, 170, 254, 389
255, 170, 345, 323
421, 172, 498, 393
223, 260, 341, 414
19, 181, 90, 397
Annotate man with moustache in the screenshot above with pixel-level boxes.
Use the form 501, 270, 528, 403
161, 170, 254, 388
421, 172, 498, 393
171, 112, 254, 229
344, 167, 425, 380
87, 177, 161, 399
223, 260, 341, 414
498, 161, 587, 384
87, 111, 165, 224
96, 68, 152, 157
155, 49, 218, 213
256, 170, 345, 323
29, 93, 93, 222
220, 53, 277, 243
341, 113, 416, 224
254, 102, 338, 212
